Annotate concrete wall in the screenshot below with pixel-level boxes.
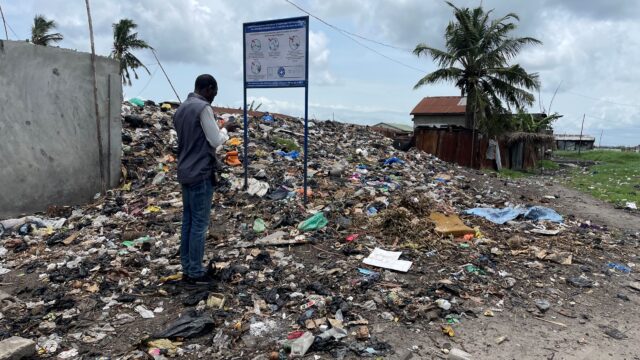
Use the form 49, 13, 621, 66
0, 40, 122, 217
412, 115, 466, 129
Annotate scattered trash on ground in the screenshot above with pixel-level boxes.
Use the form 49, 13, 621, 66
0, 101, 637, 358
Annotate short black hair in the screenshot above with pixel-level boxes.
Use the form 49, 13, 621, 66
195, 74, 217, 91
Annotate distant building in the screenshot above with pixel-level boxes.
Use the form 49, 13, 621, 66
410, 96, 468, 129
372, 122, 413, 136
409, 95, 552, 170
554, 134, 596, 151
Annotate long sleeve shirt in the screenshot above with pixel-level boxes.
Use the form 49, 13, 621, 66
199, 106, 228, 151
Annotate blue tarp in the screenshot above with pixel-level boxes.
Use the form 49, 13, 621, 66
276, 150, 299, 160
383, 157, 405, 166
464, 206, 563, 224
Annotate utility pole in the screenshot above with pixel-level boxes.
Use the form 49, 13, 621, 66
85, 0, 106, 194
151, 49, 181, 103
599, 129, 604, 148
578, 114, 585, 155
0, 1, 9, 40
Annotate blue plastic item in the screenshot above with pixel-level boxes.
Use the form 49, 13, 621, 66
262, 114, 274, 122
276, 150, 299, 160
383, 157, 405, 166
464, 206, 563, 224
463, 207, 522, 224
607, 262, 631, 273
523, 206, 563, 223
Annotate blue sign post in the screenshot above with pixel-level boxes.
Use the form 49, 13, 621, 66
243, 16, 310, 204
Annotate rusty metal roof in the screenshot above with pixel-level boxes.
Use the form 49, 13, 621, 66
411, 96, 466, 115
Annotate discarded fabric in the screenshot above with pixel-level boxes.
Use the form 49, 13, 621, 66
464, 206, 562, 224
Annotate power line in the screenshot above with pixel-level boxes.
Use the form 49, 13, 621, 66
0, 0, 20, 40
284, 0, 427, 74
6, 22, 19, 39
286, 0, 412, 52
134, 64, 159, 98
0, 2, 8, 40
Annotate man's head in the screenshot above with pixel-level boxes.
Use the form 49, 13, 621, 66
194, 74, 218, 104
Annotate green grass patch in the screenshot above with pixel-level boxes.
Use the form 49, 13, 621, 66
538, 159, 560, 170
555, 150, 640, 164
273, 137, 300, 152
555, 150, 640, 205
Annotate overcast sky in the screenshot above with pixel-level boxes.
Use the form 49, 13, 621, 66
4, 0, 639, 145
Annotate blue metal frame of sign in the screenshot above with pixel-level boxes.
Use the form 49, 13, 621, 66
242, 16, 310, 204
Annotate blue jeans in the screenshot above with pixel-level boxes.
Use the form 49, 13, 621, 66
180, 179, 214, 278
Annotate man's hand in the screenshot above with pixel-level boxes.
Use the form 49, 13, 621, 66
223, 121, 240, 132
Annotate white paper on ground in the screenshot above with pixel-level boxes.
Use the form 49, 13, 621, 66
363, 248, 412, 272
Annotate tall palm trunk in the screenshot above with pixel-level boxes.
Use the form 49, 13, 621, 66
85, 0, 106, 194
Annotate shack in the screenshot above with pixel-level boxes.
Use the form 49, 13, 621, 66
372, 122, 413, 138
554, 134, 595, 151
411, 96, 468, 128
410, 96, 552, 170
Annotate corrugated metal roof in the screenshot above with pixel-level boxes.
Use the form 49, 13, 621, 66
554, 134, 596, 141
373, 122, 413, 132
411, 96, 466, 115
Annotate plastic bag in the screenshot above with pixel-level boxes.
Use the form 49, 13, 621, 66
297, 212, 328, 232
128, 97, 145, 107
154, 310, 214, 339
253, 218, 266, 233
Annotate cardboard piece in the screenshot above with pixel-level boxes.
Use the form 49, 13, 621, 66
430, 212, 475, 237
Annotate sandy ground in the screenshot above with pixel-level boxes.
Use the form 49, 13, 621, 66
367, 173, 640, 360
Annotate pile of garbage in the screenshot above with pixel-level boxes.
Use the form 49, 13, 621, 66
0, 101, 637, 359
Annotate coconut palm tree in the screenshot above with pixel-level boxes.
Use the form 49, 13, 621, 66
31, 15, 63, 46
413, 2, 541, 136
110, 19, 152, 86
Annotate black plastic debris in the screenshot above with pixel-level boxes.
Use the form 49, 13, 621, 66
183, 291, 209, 307
154, 310, 214, 339
567, 276, 594, 288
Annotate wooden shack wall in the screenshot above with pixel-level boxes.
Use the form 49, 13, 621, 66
414, 128, 528, 170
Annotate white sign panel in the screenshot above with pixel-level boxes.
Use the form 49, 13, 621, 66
244, 17, 308, 88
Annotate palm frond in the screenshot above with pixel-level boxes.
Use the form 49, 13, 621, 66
414, 67, 464, 89
413, 2, 542, 136
112, 18, 152, 86
31, 15, 63, 46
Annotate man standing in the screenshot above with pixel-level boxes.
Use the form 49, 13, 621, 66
173, 74, 231, 284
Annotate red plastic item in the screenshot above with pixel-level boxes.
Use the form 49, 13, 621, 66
287, 331, 305, 340
346, 234, 360, 242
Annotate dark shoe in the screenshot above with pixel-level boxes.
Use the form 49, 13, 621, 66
206, 259, 218, 278
185, 273, 214, 285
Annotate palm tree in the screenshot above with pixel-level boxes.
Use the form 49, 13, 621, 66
110, 19, 152, 86
31, 15, 63, 46
413, 2, 541, 136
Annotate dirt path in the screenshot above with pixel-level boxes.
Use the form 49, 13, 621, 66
543, 181, 640, 234
333, 172, 640, 360
441, 172, 640, 360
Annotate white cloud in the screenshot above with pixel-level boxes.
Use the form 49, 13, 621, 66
6, 0, 640, 144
